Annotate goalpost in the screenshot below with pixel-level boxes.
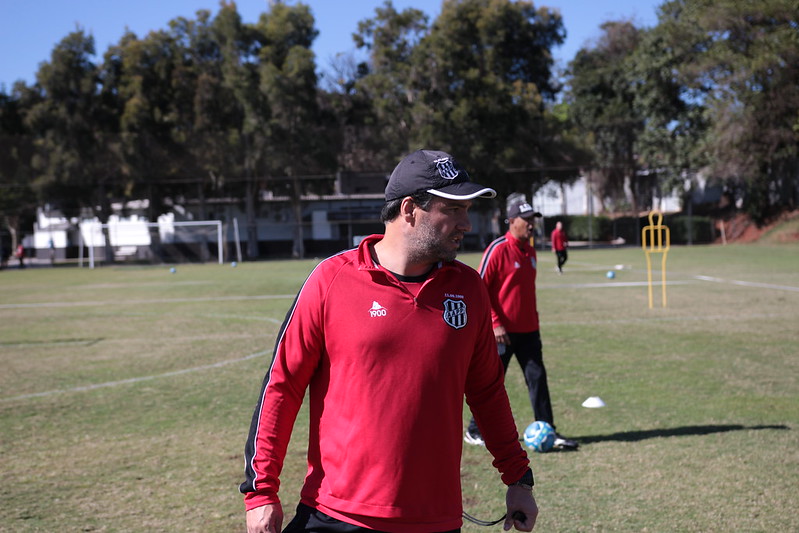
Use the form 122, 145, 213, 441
79, 219, 225, 268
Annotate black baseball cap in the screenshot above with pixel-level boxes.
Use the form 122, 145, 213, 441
385, 149, 496, 201
507, 198, 542, 219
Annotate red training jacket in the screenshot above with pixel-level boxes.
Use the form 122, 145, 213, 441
241, 234, 529, 533
551, 227, 568, 252
479, 232, 540, 333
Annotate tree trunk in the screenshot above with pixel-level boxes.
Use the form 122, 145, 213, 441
245, 175, 259, 259
197, 181, 209, 262
97, 181, 114, 264
291, 176, 304, 259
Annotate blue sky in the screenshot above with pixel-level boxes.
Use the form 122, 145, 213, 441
1, 0, 663, 89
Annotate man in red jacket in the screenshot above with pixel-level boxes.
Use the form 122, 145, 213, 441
465, 196, 578, 451
551, 221, 568, 274
242, 150, 538, 533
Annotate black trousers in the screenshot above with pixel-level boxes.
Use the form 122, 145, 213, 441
555, 249, 568, 270
283, 503, 460, 533
469, 330, 554, 432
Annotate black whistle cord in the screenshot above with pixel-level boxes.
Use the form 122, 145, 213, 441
462, 511, 526, 527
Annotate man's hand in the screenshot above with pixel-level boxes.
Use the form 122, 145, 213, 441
503, 485, 538, 531
493, 325, 510, 346
246, 503, 283, 533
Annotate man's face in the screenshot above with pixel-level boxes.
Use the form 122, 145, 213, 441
408, 197, 473, 263
509, 215, 536, 241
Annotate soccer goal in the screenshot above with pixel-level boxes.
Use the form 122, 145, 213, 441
78, 218, 226, 268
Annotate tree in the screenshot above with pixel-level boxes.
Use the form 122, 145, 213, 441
0, 83, 38, 253
25, 30, 123, 259
344, 0, 569, 202
349, 1, 430, 167
629, 23, 709, 197
566, 21, 647, 214
98, 8, 241, 264
654, 0, 799, 220
255, 1, 331, 258
101, 27, 186, 216
165, 9, 241, 221
213, 1, 270, 259
410, 0, 566, 198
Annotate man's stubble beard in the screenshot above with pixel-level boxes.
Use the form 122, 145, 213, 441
407, 216, 459, 264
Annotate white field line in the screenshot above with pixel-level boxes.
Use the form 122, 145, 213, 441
537, 257, 635, 271
0, 294, 296, 310
2, 332, 276, 349
540, 312, 793, 328
190, 313, 283, 323
541, 277, 799, 292
77, 280, 212, 290
540, 280, 693, 289
694, 275, 799, 292
75, 309, 284, 324
533, 254, 798, 289
1, 349, 272, 403
1, 339, 102, 348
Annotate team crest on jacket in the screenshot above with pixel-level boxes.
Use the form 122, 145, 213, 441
442, 298, 467, 329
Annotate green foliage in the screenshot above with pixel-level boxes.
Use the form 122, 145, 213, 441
629, 22, 710, 191
586, 213, 715, 244
539, 213, 718, 244
349, 2, 430, 166
411, 0, 566, 192
545, 215, 613, 242
3, 0, 797, 240
601, 216, 641, 244
663, 214, 715, 243
256, 1, 329, 258
342, 0, 573, 198
652, 0, 799, 217
566, 21, 647, 211
567, 0, 798, 218
24, 30, 120, 219
0, 86, 38, 236
256, 1, 324, 177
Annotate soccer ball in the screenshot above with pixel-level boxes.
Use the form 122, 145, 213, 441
524, 421, 556, 453
606, 270, 615, 279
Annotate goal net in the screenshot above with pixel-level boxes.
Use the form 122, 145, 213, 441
78, 217, 225, 268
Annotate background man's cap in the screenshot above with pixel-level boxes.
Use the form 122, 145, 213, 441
507, 198, 542, 219
385, 149, 496, 201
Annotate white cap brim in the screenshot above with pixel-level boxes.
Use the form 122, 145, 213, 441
428, 187, 497, 200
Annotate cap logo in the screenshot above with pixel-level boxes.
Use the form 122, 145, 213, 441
434, 157, 459, 180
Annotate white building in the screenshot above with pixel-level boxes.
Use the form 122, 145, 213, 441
530, 176, 682, 217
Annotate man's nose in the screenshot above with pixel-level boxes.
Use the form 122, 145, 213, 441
460, 212, 473, 232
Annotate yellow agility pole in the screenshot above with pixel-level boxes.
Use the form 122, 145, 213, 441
641, 210, 670, 308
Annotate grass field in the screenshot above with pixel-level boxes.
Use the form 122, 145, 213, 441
1, 241, 797, 532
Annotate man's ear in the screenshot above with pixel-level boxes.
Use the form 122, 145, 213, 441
400, 197, 416, 221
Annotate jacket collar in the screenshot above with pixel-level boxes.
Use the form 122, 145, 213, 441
505, 231, 533, 252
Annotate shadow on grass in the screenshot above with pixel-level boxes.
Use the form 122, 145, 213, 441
575, 424, 790, 445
